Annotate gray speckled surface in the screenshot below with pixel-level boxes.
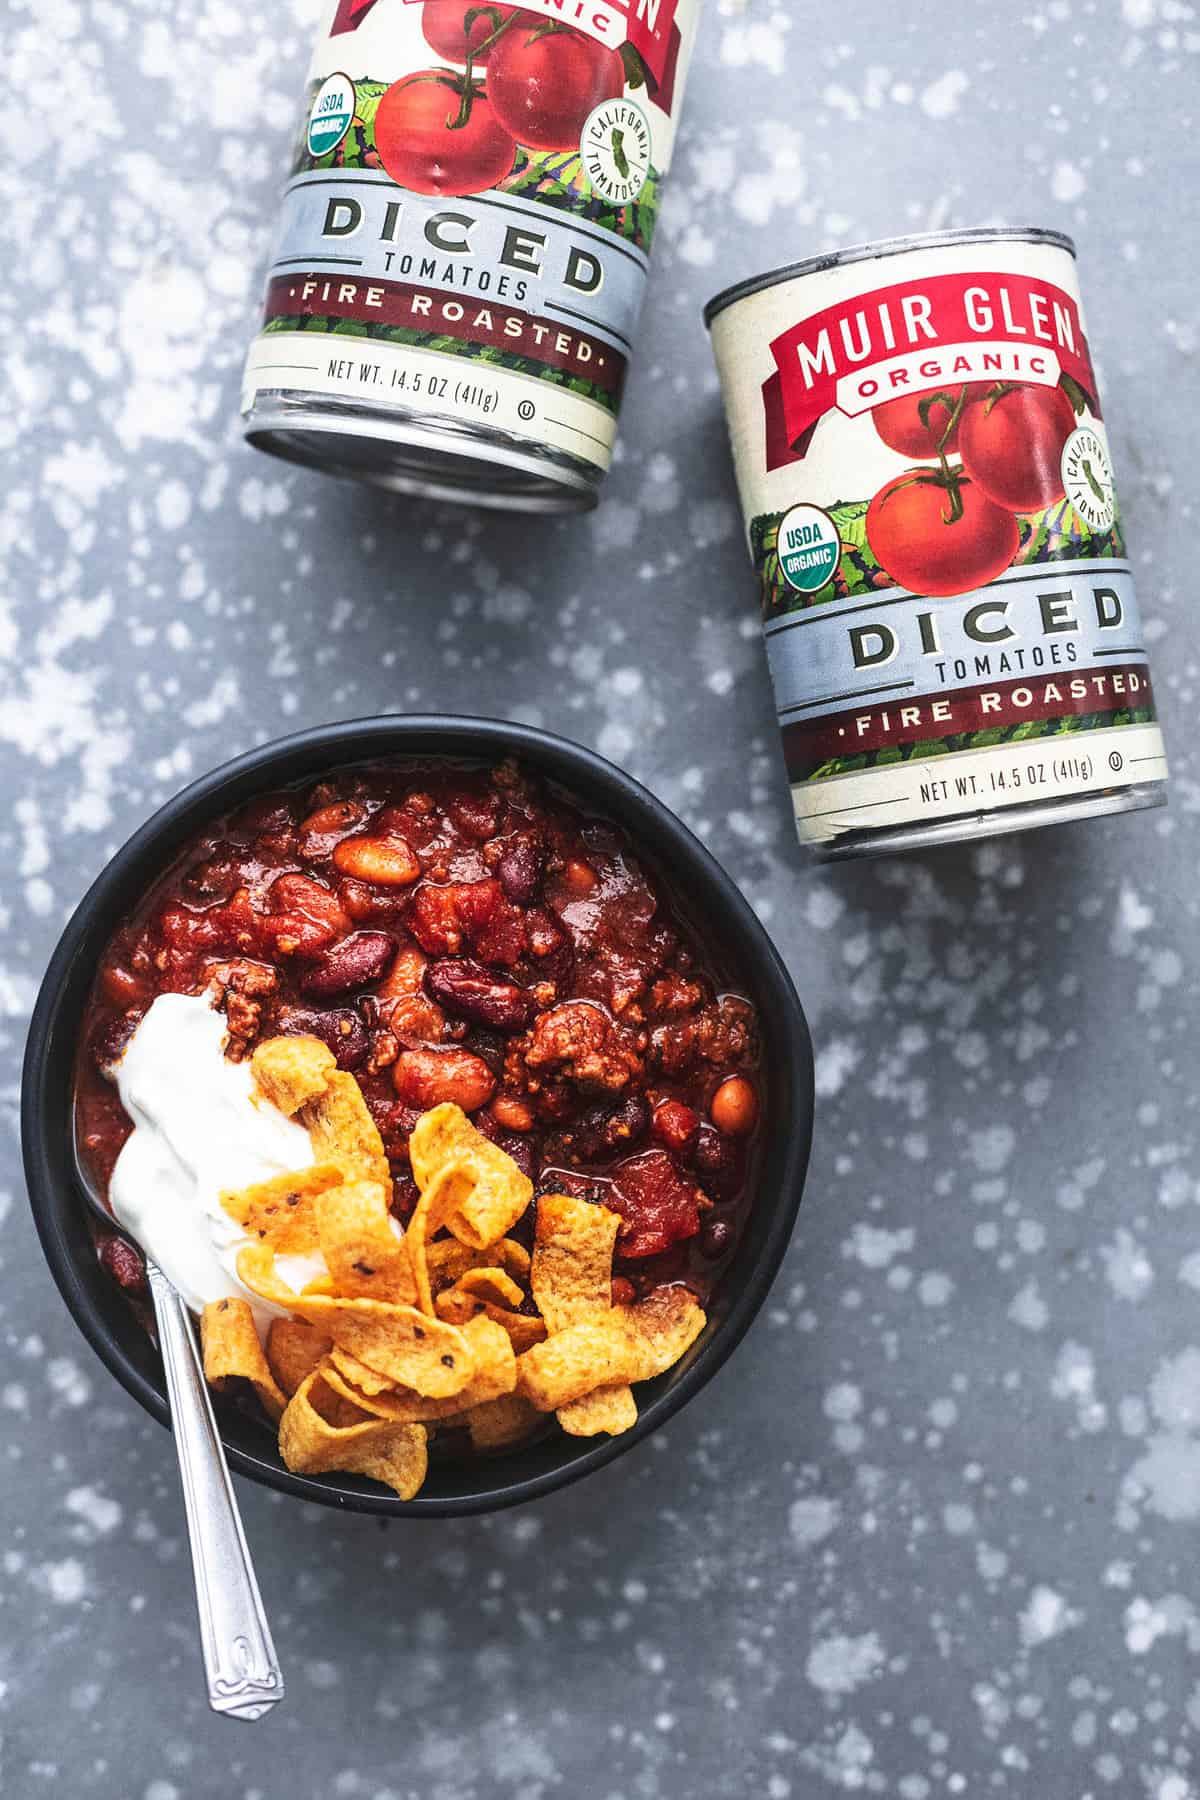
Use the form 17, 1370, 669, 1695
3, 2, 1199, 1795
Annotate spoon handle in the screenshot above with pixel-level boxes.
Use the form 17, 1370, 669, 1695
147, 1264, 285, 1721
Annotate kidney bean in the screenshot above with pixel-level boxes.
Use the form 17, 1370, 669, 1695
232, 796, 296, 836
298, 931, 396, 1000
653, 1098, 701, 1160
91, 1012, 140, 1078
99, 1234, 148, 1296
498, 837, 544, 905
699, 1214, 735, 1261
333, 835, 420, 887
425, 958, 534, 1032
181, 855, 240, 903
693, 1124, 744, 1200
555, 1092, 650, 1163
611, 1277, 637, 1308
710, 1075, 758, 1138
393, 1045, 496, 1111
277, 1004, 368, 1070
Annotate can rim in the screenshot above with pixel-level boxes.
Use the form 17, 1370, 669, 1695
703, 226, 1078, 327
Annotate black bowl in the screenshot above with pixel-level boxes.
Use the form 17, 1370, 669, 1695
22, 717, 814, 1515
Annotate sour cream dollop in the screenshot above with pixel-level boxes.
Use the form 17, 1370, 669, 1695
110, 993, 322, 1318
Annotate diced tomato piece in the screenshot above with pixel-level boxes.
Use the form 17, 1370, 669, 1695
409, 883, 465, 955
261, 873, 350, 953
457, 878, 526, 965
608, 1149, 701, 1259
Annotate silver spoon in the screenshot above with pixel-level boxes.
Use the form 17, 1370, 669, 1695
76, 1143, 285, 1721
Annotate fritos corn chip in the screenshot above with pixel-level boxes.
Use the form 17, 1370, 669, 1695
516, 1288, 707, 1413
266, 1318, 332, 1397
317, 1180, 418, 1305
435, 1285, 548, 1353
220, 1163, 343, 1255
201, 1298, 287, 1423
531, 1192, 636, 1438
452, 1266, 525, 1310
531, 1192, 621, 1332
302, 1071, 392, 1198
238, 1243, 475, 1397
320, 1315, 516, 1424
251, 1034, 335, 1115
558, 1385, 639, 1438
408, 1103, 532, 1251
425, 1236, 481, 1293
279, 1369, 428, 1500
328, 1346, 398, 1396
462, 1393, 544, 1452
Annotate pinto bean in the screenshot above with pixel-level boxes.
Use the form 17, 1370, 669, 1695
563, 858, 598, 896
393, 1046, 496, 1112
298, 931, 396, 1000
709, 1076, 758, 1137
378, 946, 428, 998
333, 834, 420, 887
490, 1094, 535, 1132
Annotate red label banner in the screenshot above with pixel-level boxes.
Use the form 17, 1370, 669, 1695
767, 271, 1100, 465
265, 272, 627, 396
783, 663, 1156, 783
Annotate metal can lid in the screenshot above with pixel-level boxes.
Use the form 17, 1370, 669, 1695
703, 225, 1078, 328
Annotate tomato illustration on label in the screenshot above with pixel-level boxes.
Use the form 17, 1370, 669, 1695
421, 0, 520, 62
865, 466, 1021, 599
958, 383, 1078, 514
374, 68, 516, 197
863, 380, 1088, 599
487, 17, 627, 152
872, 384, 988, 460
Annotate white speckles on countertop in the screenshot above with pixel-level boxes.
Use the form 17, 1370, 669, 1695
2, 1, 1199, 1796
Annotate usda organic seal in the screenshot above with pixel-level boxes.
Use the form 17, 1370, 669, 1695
777, 504, 841, 594
308, 73, 355, 159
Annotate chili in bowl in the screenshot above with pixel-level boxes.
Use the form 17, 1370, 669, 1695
23, 717, 814, 1515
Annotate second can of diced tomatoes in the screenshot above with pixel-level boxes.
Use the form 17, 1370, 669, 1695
706, 229, 1170, 859
242, 0, 700, 511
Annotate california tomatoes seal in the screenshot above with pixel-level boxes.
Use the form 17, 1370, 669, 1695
374, 69, 516, 198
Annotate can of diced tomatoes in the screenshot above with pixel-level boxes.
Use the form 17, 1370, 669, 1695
241, 0, 701, 511
705, 228, 1170, 859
